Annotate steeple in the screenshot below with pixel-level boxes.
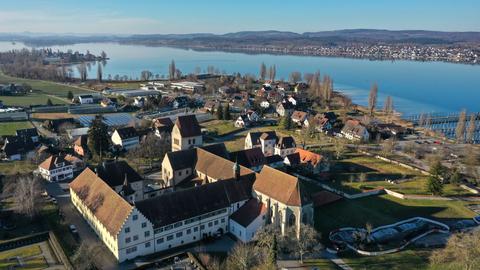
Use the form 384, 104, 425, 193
120, 173, 135, 202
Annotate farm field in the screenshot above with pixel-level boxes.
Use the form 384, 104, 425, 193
0, 121, 33, 136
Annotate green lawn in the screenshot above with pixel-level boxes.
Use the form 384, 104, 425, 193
314, 194, 475, 240
0, 244, 47, 270
340, 249, 444, 270
0, 72, 90, 98
0, 92, 67, 106
303, 258, 341, 269
202, 120, 242, 136
0, 121, 33, 136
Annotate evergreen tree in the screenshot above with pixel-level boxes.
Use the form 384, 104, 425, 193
216, 104, 224, 120
67, 91, 74, 100
87, 115, 109, 159
46, 98, 53, 106
268, 234, 278, 266
282, 116, 292, 130
223, 104, 231, 120
426, 175, 444, 195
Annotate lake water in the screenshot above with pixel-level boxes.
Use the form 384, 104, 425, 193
1, 41, 479, 116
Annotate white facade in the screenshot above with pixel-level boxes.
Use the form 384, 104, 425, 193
260, 138, 276, 157
230, 212, 265, 243
274, 146, 296, 158
78, 96, 94, 104
171, 125, 202, 152
39, 163, 74, 182
260, 101, 270, 109
111, 130, 140, 150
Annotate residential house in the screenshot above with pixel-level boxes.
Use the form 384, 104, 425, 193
170, 81, 205, 93
275, 136, 297, 158
153, 117, 174, 143
73, 135, 89, 157
218, 86, 235, 95
341, 120, 370, 141
264, 155, 284, 169
171, 115, 203, 152
230, 148, 266, 172
235, 115, 250, 128
38, 155, 74, 182
312, 112, 336, 133
244, 131, 276, 151
276, 101, 295, 117
284, 148, 329, 174
260, 100, 270, 109
111, 127, 140, 150
203, 100, 218, 113
133, 97, 145, 108
259, 132, 278, 157
64, 154, 85, 172
1, 135, 35, 160
291, 111, 309, 127
16, 128, 39, 143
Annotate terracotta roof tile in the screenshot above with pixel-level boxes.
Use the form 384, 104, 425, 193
69, 168, 133, 236
230, 199, 266, 227
195, 148, 255, 181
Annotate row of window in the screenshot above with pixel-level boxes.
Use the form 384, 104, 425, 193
155, 218, 226, 244
154, 209, 227, 234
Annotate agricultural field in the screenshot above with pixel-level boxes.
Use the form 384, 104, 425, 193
0, 121, 33, 136
202, 120, 242, 136
0, 92, 67, 106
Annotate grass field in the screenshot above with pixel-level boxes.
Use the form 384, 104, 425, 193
340, 249, 442, 270
0, 161, 38, 176
202, 120, 242, 136
314, 194, 475, 240
0, 92, 67, 106
301, 258, 341, 269
0, 244, 47, 270
0, 121, 33, 136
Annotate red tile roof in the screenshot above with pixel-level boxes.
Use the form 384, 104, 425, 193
230, 199, 267, 227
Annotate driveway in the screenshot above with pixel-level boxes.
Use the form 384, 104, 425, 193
45, 181, 118, 270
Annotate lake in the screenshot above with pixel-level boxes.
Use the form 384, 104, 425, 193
1, 41, 479, 116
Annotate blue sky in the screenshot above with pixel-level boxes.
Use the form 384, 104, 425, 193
0, 0, 478, 34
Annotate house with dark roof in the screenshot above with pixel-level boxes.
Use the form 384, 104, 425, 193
171, 115, 203, 152
38, 154, 74, 182
276, 100, 295, 117
1, 135, 35, 160
73, 135, 89, 157
230, 199, 267, 243
111, 127, 139, 150
16, 128, 39, 143
275, 136, 297, 157
153, 117, 174, 142
230, 147, 266, 172
95, 160, 145, 202
78, 94, 94, 104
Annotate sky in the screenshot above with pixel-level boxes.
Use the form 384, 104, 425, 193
0, 0, 479, 34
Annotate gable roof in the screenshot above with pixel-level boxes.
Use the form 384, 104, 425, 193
195, 148, 255, 181
285, 153, 301, 166
175, 115, 201, 137
230, 199, 267, 227
39, 155, 72, 170
164, 148, 197, 171
276, 136, 296, 149
291, 111, 308, 121
342, 119, 368, 136
247, 131, 276, 146
74, 135, 88, 147
15, 128, 38, 139
153, 117, 174, 133
114, 127, 138, 140
69, 168, 134, 236
260, 132, 277, 141
230, 148, 265, 169
295, 148, 323, 166
136, 178, 252, 228
95, 160, 143, 187
253, 166, 309, 206
2, 135, 35, 156
200, 143, 230, 159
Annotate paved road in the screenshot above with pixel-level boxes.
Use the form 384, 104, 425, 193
45, 181, 118, 270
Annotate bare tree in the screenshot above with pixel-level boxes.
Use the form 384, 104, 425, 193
384, 96, 394, 122
226, 243, 258, 270
381, 138, 396, 157
430, 230, 480, 270
288, 225, 321, 264
71, 242, 99, 270
268, 65, 276, 82
140, 70, 153, 81
466, 113, 476, 144
368, 83, 378, 116
455, 110, 467, 143
77, 62, 88, 82
333, 139, 346, 159
260, 62, 267, 81
289, 71, 302, 84
3, 175, 43, 219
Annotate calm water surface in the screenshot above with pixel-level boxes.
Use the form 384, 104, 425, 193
1, 42, 479, 116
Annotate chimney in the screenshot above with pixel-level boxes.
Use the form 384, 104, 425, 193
233, 158, 240, 181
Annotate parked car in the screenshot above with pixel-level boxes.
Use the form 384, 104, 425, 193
69, 224, 78, 234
